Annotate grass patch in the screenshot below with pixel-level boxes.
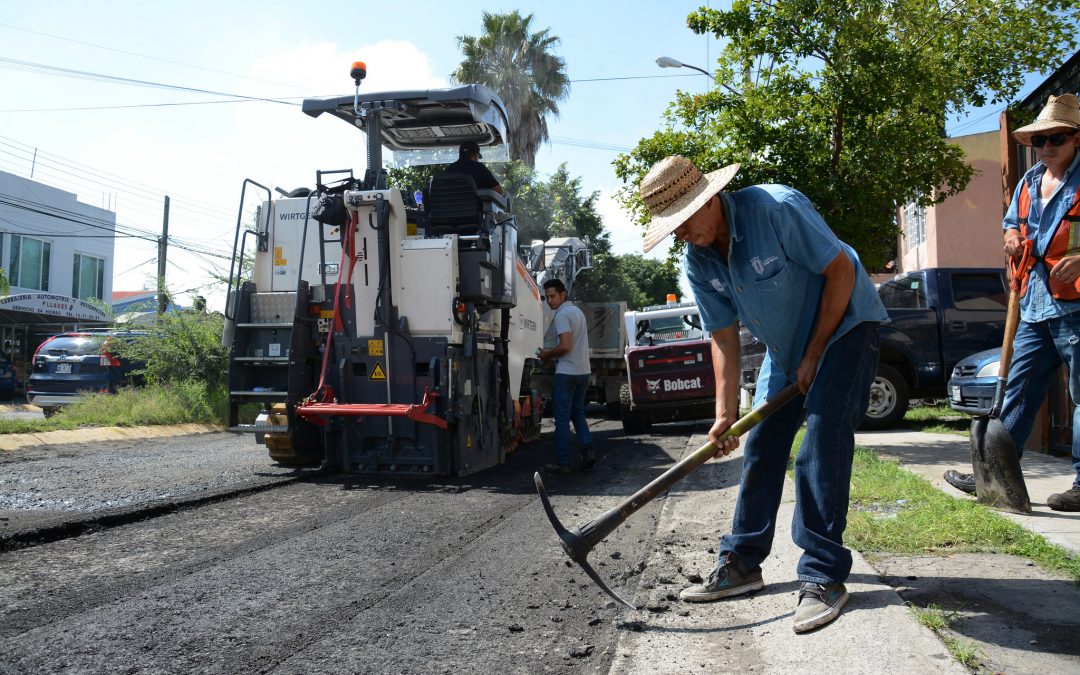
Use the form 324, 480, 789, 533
783, 431, 1080, 581
907, 602, 983, 669
907, 602, 960, 632
0, 382, 227, 434
900, 401, 968, 435
846, 447, 1080, 581
943, 636, 981, 669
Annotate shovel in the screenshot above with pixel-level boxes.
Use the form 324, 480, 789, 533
535, 382, 800, 610
969, 257, 1031, 514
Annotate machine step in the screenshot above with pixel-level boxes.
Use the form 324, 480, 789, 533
232, 356, 290, 364
236, 322, 294, 329
229, 424, 285, 433
230, 390, 288, 398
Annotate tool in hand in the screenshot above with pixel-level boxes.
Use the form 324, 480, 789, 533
969, 251, 1032, 514
535, 382, 800, 609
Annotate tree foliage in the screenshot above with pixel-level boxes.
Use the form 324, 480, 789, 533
573, 254, 681, 309
453, 11, 570, 167
114, 310, 229, 391
614, 0, 1080, 270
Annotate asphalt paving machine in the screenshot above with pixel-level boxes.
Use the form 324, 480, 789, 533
224, 65, 544, 476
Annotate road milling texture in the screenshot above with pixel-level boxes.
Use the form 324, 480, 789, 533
1, 419, 959, 673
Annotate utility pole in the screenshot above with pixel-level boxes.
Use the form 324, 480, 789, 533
158, 195, 170, 315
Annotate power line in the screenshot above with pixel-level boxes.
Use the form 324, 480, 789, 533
0, 135, 235, 219
0, 56, 300, 106
0, 98, 275, 113
0, 21, 308, 90
568, 73, 701, 83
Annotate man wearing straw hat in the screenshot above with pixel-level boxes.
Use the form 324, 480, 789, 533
637, 156, 887, 632
943, 93, 1080, 512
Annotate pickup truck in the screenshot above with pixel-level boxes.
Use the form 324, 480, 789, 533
740, 267, 1008, 429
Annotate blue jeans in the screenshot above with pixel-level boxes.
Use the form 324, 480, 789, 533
720, 322, 880, 585
1000, 315, 1080, 488
553, 373, 592, 465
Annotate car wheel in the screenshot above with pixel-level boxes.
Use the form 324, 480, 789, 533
41, 407, 58, 418
860, 363, 910, 430
619, 384, 651, 434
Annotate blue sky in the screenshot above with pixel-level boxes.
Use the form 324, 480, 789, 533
0, 1, 1054, 308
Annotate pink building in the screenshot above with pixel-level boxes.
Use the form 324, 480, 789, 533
896, 130, 1006, 272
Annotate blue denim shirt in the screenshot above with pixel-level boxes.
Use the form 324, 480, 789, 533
686, 185, 888, 403
1003, 150, 1080, 322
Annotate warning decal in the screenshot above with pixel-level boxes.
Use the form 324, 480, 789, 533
370, 363, 387, 380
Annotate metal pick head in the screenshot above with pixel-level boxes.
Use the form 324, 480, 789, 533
534, 472, 638, 611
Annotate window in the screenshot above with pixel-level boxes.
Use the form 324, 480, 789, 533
951, 273, 1007, 311
72, 253, 105, 300
902, 200, 926, 251
9, 235, 50, 291
878, 277, 927, 309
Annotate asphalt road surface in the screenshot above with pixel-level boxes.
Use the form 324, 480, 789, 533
0, 418, 705, 673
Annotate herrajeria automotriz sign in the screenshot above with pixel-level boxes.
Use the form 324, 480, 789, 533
0, 293, 110, 322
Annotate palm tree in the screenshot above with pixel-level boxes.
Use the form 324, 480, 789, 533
453, 11, 570, 168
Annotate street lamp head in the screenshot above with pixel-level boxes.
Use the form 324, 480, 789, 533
656, 56, 684, 69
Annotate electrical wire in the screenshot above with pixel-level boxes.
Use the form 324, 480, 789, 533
0, 21, 308, 90
0, 56, 300, 106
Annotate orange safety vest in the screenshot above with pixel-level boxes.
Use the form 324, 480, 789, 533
1016, 186, 1080, 299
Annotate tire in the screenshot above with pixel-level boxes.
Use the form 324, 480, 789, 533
860, 363, 910, 430
619, 384, 651, 435
604, 400, 621, 419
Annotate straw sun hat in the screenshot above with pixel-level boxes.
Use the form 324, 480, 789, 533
639, 156, 740, 253
1013, 93, 1080, 145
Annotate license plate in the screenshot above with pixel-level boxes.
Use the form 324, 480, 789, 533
56, 363, 72, 374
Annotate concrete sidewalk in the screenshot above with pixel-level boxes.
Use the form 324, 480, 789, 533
855, 429, 1080, 554
613, 433, 963, 674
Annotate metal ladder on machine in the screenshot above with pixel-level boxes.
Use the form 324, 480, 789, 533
224, 179, 320, 447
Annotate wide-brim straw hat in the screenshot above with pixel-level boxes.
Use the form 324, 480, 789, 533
640, 156, 740, 253
1013, 93, 1080, 145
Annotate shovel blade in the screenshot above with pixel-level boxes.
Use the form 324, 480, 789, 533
970, 415, 1031, 514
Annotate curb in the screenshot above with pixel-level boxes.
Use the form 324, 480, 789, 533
0, 423, 222, 452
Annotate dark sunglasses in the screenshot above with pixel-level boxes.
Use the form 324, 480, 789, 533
1031, 131, 1077, 148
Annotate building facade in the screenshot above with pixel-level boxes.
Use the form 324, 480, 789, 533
0, 170, 116, 394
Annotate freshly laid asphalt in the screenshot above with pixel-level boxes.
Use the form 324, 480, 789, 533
2, 416, 1078, 672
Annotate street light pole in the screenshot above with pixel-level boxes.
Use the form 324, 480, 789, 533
655, 56, 712, 78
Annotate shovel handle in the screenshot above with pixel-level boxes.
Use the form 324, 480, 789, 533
993, 254, 1026, 414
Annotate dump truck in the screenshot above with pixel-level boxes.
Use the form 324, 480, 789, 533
525, 237, 628, 414
223, 66, 544, 476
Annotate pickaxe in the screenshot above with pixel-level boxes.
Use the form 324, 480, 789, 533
535, 382, 800, 609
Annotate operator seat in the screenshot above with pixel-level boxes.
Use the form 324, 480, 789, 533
427, 173, 484, 236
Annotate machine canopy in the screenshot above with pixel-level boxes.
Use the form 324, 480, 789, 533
301, 84, 511, 167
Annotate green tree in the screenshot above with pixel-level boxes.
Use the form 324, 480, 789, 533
615, 0, 1080, 270
571, 254, 648, 309
115, 310, 229, 391
453, 11, 570, 168
618, 254, 682, 305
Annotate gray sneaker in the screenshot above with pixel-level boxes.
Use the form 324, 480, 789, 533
793, 581, 849, 633
680, 553, 764, 602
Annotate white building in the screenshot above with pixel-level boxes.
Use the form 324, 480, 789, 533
0, 170, 115, 393
0, 170, 115, 301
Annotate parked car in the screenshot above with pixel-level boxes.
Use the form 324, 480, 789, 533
947, 347, 1000, 416
27, 330, 147, 416
0, 354, 16, 399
